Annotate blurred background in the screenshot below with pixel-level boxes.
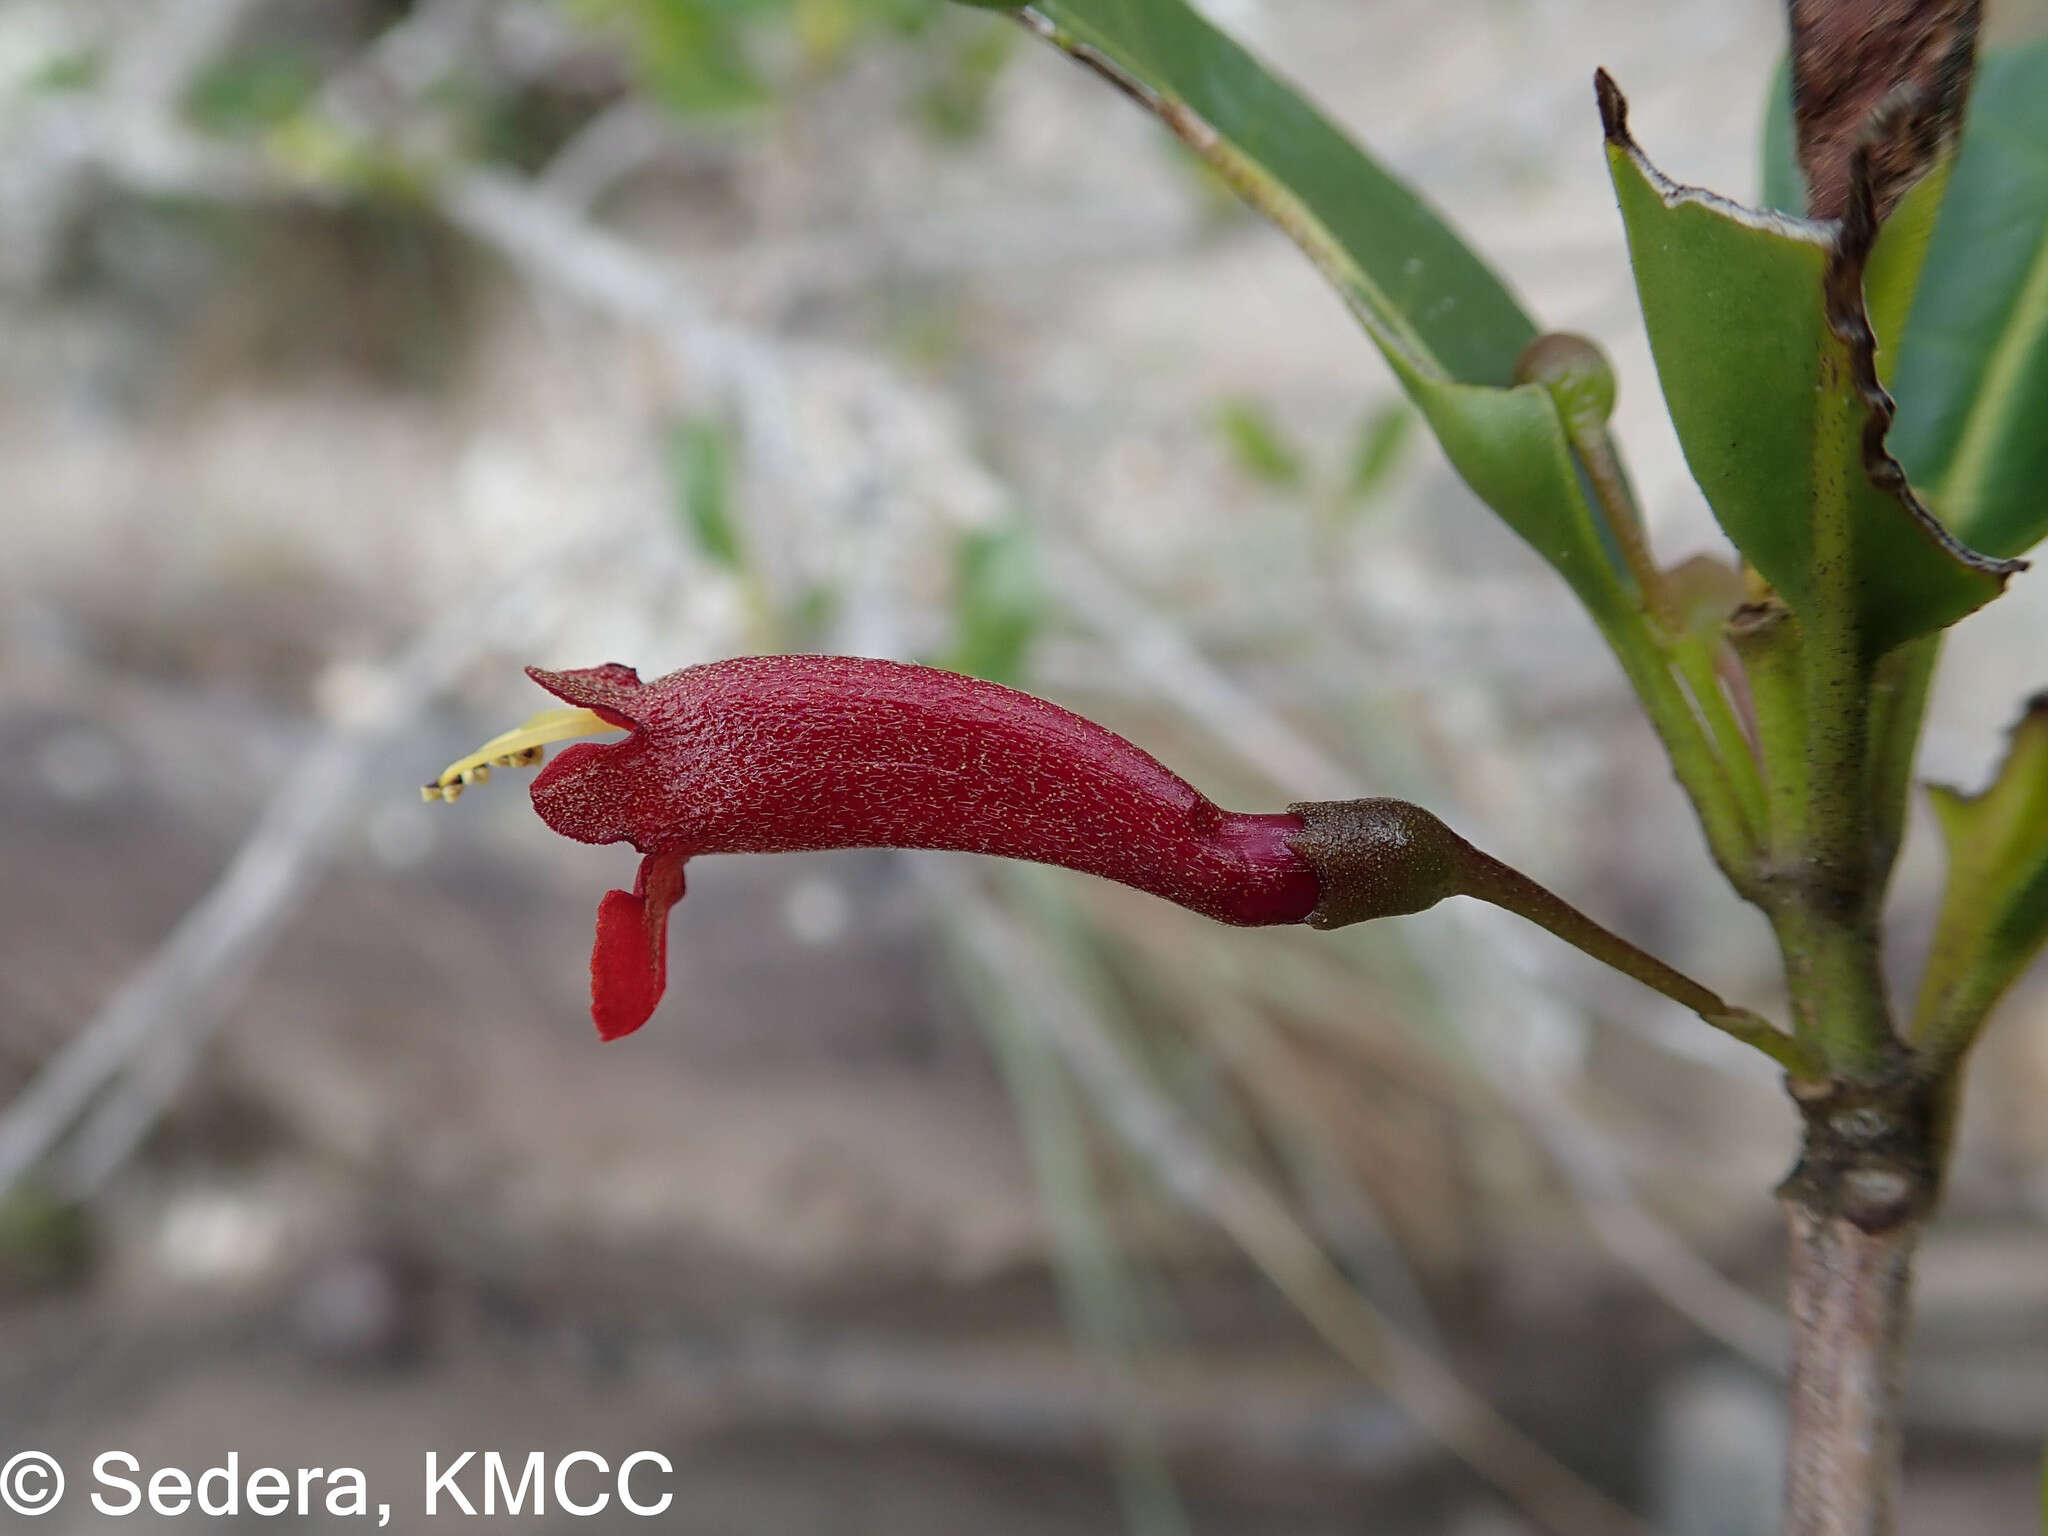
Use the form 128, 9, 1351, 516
3, 0, 2047, 1530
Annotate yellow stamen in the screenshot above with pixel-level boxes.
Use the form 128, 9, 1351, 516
423, 707, 617, 804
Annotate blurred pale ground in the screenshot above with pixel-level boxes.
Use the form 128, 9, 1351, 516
2, 0, 2047, 1532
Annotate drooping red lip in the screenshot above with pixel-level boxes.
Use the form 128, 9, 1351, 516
520, 656, 1323, 1039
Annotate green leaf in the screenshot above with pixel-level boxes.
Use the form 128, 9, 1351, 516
1889, 39, 2048, 560
1860, 161, 1952, 389
1213, 398, 1306, 489
669, 418, 742, 569
1914, 695, 2048, 1060
976, 0, 1643, 628
992, 0, 1534, 386
1602, 74, 2014, 658
1379, 350, 1632, 628
1758, 56, 1802, 215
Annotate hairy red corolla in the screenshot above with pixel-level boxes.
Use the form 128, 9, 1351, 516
429, 656, 1342, 1040
426, 655, 1787, 1071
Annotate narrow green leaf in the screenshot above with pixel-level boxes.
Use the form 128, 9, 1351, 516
1602, 74, 2015, 658
669, 418, 742, 569
992, 0, 1534, 386
975, 0, 1644, 628
1890, 39, 2048, 560
1860, 160, 1952, 387
1914, 695, 2048, 1060
1379, 352, 1633, 628
1759, 55, 1802, 215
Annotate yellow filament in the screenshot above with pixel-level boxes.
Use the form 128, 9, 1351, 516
422, 707, 616, 803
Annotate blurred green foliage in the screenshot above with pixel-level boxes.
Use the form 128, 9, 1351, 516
571, 0, 956, 117
28, 49, 103, 94
1213, 397, 1306, 490
1343, 401, 1412, 508
941, 523, 1044, 684
185, 47, 324, 136
914, 19, 1016, 139
0, 1191, 92, 1297
670, 418, 745, 570
882, 283, 971, 370
1213, 396, 1412, 523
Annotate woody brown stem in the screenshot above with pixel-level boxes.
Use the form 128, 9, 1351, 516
1778, 1069, 1940, 1535
1784, 1205, 1918, 1536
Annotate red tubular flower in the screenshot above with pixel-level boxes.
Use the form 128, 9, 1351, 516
427, 655, 1465, 1041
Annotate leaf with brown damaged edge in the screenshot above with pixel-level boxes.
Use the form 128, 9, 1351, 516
1598, 68, 2020, 660
1786, 0, 1977, 221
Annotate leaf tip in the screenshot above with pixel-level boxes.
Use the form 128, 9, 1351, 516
1593, 67, 1628, 145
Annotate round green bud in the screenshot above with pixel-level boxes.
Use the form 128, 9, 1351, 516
1513, 332, 1618, 429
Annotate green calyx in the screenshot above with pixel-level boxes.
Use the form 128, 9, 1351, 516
1286, 799, 1464, 929
1286, 799, 1813, 1074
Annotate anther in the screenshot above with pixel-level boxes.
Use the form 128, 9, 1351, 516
423, 706, 614, 806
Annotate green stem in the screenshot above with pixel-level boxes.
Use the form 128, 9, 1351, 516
1455, 843, 1818, 1075
1602, 615, 1766, 900
1785, 480, 1894, 1076
1867, 635, 1939, 897
1576, 424, 1664, 618
1730, 600, 1809, 869
1672, 631, 1769, 843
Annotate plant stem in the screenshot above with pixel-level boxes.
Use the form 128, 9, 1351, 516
1455, 844, 1817, 1074
1603, 622, 1767, 899
1866, 634, 1939, 896
1784, 514, 1895, 1074
1575, 422, 1665, 620
1783, 1202, 1920, 1536
1672, 629, 1771, 840
1776, 1039, 1941, 1535
1730, 600, 1809, 865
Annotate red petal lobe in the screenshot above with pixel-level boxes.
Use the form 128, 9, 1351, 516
589, 851, 688, 1041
